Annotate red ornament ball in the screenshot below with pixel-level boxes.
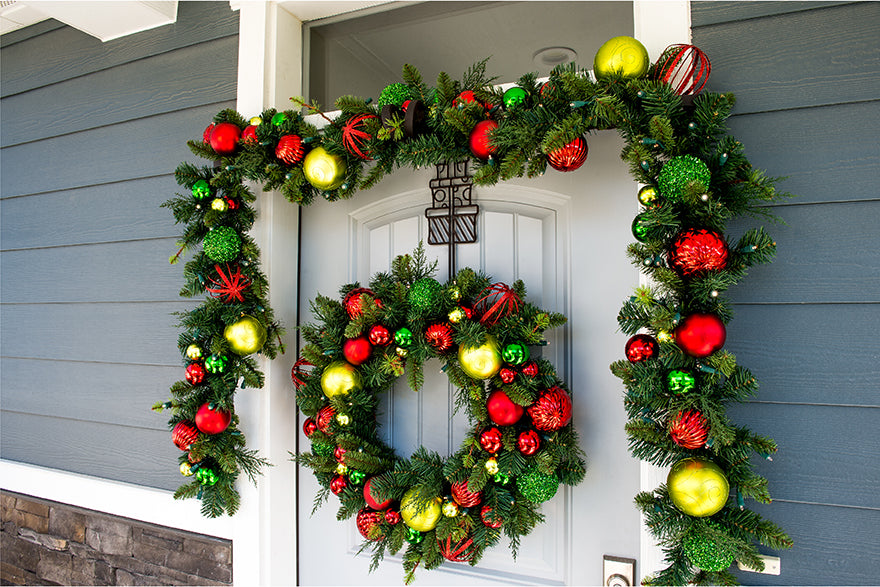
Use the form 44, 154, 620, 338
368, 325, 391, 346
275, 134, 305, 165
516, 429, 541, 456
172, 421, 199, 451
202, 123, 215, 144
674, 313, 726, 358
334, 446, 347, 463
480, 505, 503, 528
479, 427, 503, 453
343, 337, 372, 365
669, 410, 710, 449
486, 389, 524, 426
527, 386, 572, 431
455, 90, 488, 109
356, 508, 384, 540
451, 480, 482, 508
343, 288, 379, 319
209, 122, 241, 156
469, 120, 498, 160
547, 136, 588, 172
195, 403, 232, 435
302, 417, 318, 438
522, 361, 539, 378
241, 124, 258, 144
384, 509, 401, 525
330, 475, 347, 495
668, 228, 728, 277
185, 363, 206, 385
363, 477, 391, 510
499, 367, 516, 384
425, 323, 453, 352
654, 44, 711, 97
625, 334, 660, 363
316, 405, 335, 434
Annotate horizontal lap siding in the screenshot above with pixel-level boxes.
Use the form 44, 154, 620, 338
692, 2, 879, 584
0, 2, 239, 491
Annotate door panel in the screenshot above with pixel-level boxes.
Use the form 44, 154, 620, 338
298, 130, 639, 584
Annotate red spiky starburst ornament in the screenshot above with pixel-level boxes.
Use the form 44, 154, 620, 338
342, 113, 377, 160
425, 323, 453, 352
205, 264, 251, 303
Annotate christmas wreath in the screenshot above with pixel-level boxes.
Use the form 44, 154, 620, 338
294, 244, 584, 580
159, 35, 792, 584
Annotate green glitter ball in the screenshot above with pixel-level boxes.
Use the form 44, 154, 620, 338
192, 179, 212, 200
408, 278, 443, 312
667, 369, 696, 394
311, 441, 334, 457
683, 531, 735, 572
516, 468, 559, 503
203, 226, 241, 263
657, 155, 711, 202
378, 82, 413, 107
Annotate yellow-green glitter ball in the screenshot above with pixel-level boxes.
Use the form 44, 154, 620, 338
179, 462, 194, 476
516, 468, 559, 502
683, 531, 735, 572
657, 155, 711, 202
203, 226, 241, 263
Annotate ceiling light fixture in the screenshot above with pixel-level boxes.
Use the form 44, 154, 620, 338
532, 46, 578, 69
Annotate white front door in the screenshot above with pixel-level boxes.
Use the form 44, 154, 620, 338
296, 130, 641, 585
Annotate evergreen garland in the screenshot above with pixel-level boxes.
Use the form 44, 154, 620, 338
159, 36, 791, 583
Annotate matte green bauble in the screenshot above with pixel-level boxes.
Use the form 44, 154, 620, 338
303, 146, 347, 191
516, 468, 559, 503
658, 155, 711, 202
223, 315, 267, 355
593, 36, 650, 79
667, 457, 729, 517
378, 82, 413, 107
320, 360, 361, 398
203, 226, 241, 263
458, 335, 502, 380
408, 278, 444, 312
683, 530, 736, 572
400, 489, 442, 532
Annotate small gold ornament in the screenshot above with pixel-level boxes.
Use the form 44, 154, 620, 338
593, 36, 650, 80
336, 463, 348, 475
303, 146, 347, 191
224, 315, 267, 355
638, 185, 659, 207
442, 499, 460, 518
667, 457, 729, 517
458, 335, 502, 379
321, 360, 361, 398
396, 347, 408, 358
336, 413, 351, 426
657, 330, 673, 343
485, 457, 499, 475
180, 462, 194, 476
185, 344, 203, 361
448, 308, 465, 323
400, 489, 442, 532
211, 197, 228, 212
249, 116, 262, 126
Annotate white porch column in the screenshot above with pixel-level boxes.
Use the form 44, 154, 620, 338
229, 2, 302, 585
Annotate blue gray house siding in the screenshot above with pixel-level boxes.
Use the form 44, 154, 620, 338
0, 2, 239, 491
692, 1, 880, 584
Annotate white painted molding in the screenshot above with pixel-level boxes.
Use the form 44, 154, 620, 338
0, 460, 232, 538
11, 1, 178, 42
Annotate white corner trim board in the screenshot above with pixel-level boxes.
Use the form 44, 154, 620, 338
0, 459, 233, 539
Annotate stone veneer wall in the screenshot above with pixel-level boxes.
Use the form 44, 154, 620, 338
0, 491, 232, 586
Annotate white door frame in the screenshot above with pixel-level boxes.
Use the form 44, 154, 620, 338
231, 1, 690, 584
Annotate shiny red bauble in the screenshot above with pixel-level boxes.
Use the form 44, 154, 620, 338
343, 287, 379, 319
368, 325, 391, 346
384, 509, 401, 525
480, 505, 503, 528
356, 508, 384, 540
202, 123, 215, 144
195, 403, 232, 435
451, 480, 482, 508
486, 389, 524, 426
469, 120, 498, 160
302, 417, 318, 438
363, 477, 391, 510
547, 136, 588, 172
334, 446, 347, 463
330, 475, 347, 495
172, 421, 199, 451
499, 367, 516, 384
674, 313, 726, 358
625, 334, 660, 363
343, 337, 372, 365
479, 427, 503, 453
521, 361, 539, 378
209, 122, 241, 156
667, 228, 728, 277
241, 124, 258, 144
185, 363, 206, 385
516, 430, 542, 456
316, 405, 335, 434
527, 386, 572, 431
275, 134, 305, 165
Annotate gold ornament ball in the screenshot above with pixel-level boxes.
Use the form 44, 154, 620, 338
336, 413, 351, 426
400, 489, 442, 532
458, 335, 502, 380
442, 499, 460, 518
593, 36, 650, 80
321, 360, 361, 398
485, 457, 499, 475
249, 116, 262, 126
303, 146, 347, 191
180, 462, 194, 476
667, 457, 730, 517
224, 315, 267, 355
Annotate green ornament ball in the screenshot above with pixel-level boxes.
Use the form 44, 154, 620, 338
631, 213, 651, 242
503, 86, 527, 109
203, 226, 241, 263
394, 327, 414, 347
271, 112, 288, 126
192, 179, 211, 200
349, 470, 366, 485
683, 531, 736, 572
204, 354, 228, 374
196, 467, 218, 486
405, 526, 424, 544
502, 342, 530, 366
667, 369, 696, 394
378, 83, 413, 107
657, 155, 711, 202
516, 468, 559, 502
311, 441, 334, 457
408, 278, 444, 312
